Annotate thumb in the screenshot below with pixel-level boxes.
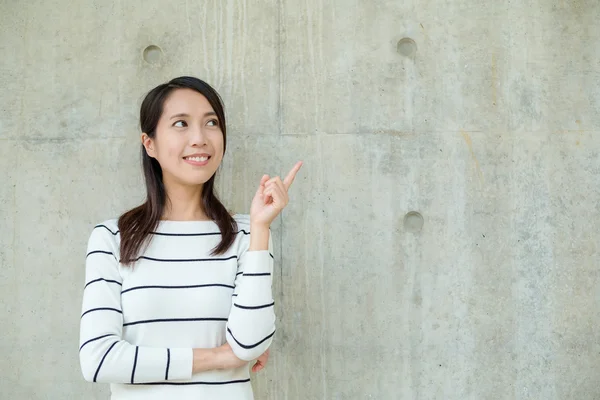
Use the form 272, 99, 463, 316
252, 361, 263, 373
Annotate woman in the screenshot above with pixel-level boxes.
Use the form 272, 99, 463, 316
79, 76, 302, 399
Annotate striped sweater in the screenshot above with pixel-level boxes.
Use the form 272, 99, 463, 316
79, 214, 275, 400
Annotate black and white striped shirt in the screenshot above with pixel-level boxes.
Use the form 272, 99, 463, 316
79, 214, 275, 399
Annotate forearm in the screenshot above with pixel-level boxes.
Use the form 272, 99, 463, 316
193, 344, 245, 373
192, 347, 227, 373
227, 227, 275, 360
192, 348, 217, 374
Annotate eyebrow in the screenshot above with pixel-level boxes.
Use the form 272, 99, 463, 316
169, 112, 217, 120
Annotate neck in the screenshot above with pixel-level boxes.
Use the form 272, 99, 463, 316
162, 181, 208, 221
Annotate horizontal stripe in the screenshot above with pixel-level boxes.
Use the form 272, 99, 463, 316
153, 229, 250, 237
227, 328, 275, 349
134, 379, 251, 386
94, 224, 251, 237
87, 252, 240, 263
232, 293, 238, 297
81, 307, 122, 318
236, 271, 243, 276
84, 278, 122, 289
123, 317, 228, 327
94, 341, 118, 382
122, 283, 235, 294
153, 231, 221, 237
86, 238, 275, 261
135, 255, 237, 263
79, 334, 117, 352
86, 250, 117, 260
234, 302, 275, 310
244, 272, 271, 277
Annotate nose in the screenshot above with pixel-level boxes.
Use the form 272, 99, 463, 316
190, 124, 207, 147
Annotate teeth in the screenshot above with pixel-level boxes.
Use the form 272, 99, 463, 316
186, 156, 209, 162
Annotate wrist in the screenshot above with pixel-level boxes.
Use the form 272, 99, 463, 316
250, 220, 270, 231
249, 224, 270, 251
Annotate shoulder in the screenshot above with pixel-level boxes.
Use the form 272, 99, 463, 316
92, 219, 120, 235
87, 219, 120, 248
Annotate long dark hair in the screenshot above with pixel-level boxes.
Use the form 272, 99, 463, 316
118, 76, 237, 265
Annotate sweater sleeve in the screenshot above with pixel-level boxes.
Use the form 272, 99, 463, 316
225, 229, 276, 361
79, 224, 193, 384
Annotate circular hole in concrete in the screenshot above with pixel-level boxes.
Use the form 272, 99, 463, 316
143, 45, 163, 64
404, 211, 424, 232
397, 38, 417, 57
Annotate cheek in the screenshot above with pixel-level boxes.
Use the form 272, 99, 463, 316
156, 138, 184, 161
165, 145, 182, 160
211, 133, 225, 157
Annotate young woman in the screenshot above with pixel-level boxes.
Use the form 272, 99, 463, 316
79, 76, 302, 399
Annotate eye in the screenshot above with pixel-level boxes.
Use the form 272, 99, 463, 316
173, 120, 187, 128
206, 119, 219, 127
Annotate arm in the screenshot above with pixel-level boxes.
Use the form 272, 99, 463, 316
225, 162, 302, 361
80, 226, 239, 383
225, 224, 276, 361
79, 226, 193, 383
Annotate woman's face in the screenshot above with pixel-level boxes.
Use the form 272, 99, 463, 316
142, 88, 224, 188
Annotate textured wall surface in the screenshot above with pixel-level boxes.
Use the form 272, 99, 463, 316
1, 0, 600, 399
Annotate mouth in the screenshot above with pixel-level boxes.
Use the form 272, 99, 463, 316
183, 153, 211, 166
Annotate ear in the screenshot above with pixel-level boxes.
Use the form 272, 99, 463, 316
141, 133, 156, 158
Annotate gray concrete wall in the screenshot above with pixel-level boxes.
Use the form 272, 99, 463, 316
1, 0, 599, 399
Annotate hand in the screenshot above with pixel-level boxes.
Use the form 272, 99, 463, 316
250, 161, 303, 227
251, 349, 270, 373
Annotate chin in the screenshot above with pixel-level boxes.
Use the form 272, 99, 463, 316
164, 170, 216, 188
183, 179, 211, 187
185, 174, 215, 186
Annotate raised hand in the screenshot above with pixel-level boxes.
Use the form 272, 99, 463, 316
250, 161, 303, 228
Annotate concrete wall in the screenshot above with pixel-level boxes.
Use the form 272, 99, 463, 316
1, 0, 599, 399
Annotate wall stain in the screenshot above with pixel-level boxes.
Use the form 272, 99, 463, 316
461, 130, 484, 184
491, 53, 497, 106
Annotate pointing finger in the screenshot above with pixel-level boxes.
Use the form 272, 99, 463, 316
283, 161, 303, 190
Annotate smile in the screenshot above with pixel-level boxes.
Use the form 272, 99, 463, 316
184, 156, 209, 162
183, 154, 211, 166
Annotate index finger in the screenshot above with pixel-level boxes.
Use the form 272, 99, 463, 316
283, 161, 303, 190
